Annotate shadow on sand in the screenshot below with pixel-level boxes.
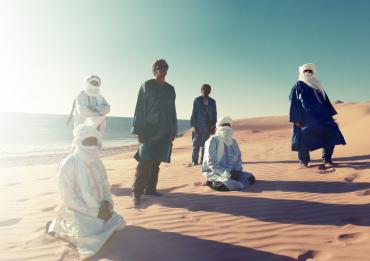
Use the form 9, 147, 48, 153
244, 154, 370, 170
133, 192, 370, 227
89, 225, 295, 261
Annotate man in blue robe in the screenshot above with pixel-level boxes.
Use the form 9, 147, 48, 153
289, 63, 346, 168
190, 84, 217, 165
131, 59, 177, 206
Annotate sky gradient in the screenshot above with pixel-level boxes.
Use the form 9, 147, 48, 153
1, 0, 370, 119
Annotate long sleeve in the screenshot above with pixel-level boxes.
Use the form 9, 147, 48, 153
95, 96, 110, 116
203, 137, 226, 176
324, 93, 337, 116
190, 99, 197, 128
172, 90, 178, 138
131, 85, 146, 135
289, 84, 303, 123
76, 93, 100, 119
212, 100, 217, 127
57, 160, 99, 218
232, 142, 243, 172
99, 161, 113, 207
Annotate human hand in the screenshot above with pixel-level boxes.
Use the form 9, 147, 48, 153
295, 122, 302, 128
138, 133, 144, 143
191, 127, 197, 133
98, 200, 113, 222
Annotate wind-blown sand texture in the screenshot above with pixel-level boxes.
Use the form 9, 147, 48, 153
1, 102, 370, 261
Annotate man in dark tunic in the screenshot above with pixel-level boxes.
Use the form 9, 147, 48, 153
190, 84, 217, 165
289, 63, 346, 168
131, 59, 177, 206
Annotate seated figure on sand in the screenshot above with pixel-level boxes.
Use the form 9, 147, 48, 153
202, 117, 256, 191
46, 125, 125, 260
289, 63, 346, 168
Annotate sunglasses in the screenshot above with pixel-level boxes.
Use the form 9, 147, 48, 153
303, 69, 313, 74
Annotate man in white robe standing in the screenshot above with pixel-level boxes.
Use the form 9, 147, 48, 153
67, 75, 110, 146
46, 125, 125, 260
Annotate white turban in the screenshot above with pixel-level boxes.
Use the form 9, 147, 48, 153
216, 116, 234, 146
85, 75, 101, 97
216, 116, 233, 128
85, 75, 101, 85
72, 125, 101, 149
298, 63, 326, 101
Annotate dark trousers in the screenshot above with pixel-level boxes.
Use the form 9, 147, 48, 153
132, 160, 161, 196
298, 144, 335, 164
192, 146, 205, 164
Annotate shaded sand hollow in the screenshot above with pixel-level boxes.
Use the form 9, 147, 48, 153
1, 102, 370, 261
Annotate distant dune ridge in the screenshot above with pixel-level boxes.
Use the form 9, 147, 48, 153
1, 102, 370, 261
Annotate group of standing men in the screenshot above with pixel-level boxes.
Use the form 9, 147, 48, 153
45, 59, 346, 259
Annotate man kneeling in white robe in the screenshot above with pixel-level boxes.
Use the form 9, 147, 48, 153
202, 117, 256, 191
46, 125, 125, 259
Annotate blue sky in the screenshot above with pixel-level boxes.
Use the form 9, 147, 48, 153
1, 0, 370, 119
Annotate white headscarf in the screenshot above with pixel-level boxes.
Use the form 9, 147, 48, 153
71, 125, 102, 209
216, 116, 234, 147
72, 124, 101, 159
298, 63, 326, 101
85, 75, 101, 97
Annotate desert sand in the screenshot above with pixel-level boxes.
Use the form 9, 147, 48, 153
1, 102, 370, 261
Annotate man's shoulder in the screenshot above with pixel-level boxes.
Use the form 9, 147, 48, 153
165, 81, 174, 88
232, 138, 239, 147
207, 135, 219, 145
58, 154, 75, 174
76, 91, 88, 99
143, 79, 155, 86
140, 79, 154, 91
164, 82, 175, 92
290, 81, 302, 92
209, 97, 216, 103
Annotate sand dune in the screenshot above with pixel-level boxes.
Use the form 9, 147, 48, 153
1, 102, 370, 261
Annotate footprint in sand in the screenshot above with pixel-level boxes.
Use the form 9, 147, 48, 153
319, 168, 336, 174
0, 218, 22, 227
344, 173, 359, 182
298, 250, 331, 261
41, 206, 56, 212
36, 177, 51, 181
6, 182, 21, 186
357, 189, 370, 196
337, 232, 368, 244
183, 214, 201, 223
38, 192, 55, 196
16, 198, 29, 202
322, 239, 346, 247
